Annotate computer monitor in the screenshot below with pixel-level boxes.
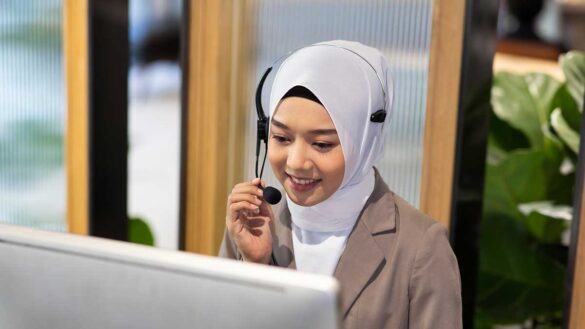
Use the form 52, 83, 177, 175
0, 224, 339, 329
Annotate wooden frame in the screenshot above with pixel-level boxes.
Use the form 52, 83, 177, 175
64, 0, 89, 235
569, 178, 585, 327
567, 97, 585, 329
420, 0, 466, 229
427, 0, 499, 326
182, 0, 254, 255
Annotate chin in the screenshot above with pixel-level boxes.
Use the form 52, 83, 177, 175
286, 189, 322, 207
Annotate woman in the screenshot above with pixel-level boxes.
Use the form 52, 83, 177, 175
220, 40, 462, 328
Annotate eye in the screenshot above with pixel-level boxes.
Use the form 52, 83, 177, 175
271, 135, 290, 144
313, 142, 334, 150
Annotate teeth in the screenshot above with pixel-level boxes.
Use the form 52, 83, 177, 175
291, 176, 316, 185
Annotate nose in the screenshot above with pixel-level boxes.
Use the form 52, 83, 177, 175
286, 141, 311, 172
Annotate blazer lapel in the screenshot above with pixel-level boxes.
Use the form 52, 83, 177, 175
333, 170, 397, 317
271, 168, 396, 316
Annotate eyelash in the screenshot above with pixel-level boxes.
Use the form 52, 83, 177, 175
271, 135, 334, 150
271, 135, 289, 143
313, 142, 333, 150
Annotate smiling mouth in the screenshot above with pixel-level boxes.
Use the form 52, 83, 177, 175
286, 174, 321, 191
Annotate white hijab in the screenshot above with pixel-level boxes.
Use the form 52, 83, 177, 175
269, 40, 394, 233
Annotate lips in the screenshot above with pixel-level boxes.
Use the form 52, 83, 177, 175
290, 176, 318, 185
286, 174, 321, 192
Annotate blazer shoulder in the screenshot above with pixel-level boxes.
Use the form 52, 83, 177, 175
393, 193, 447, 238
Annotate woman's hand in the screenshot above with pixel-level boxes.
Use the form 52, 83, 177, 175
226, 178, 274, 264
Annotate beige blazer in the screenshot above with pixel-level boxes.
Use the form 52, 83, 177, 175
219, 170, 462, 329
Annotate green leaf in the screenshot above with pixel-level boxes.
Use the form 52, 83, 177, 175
524, 210, 568, 244
477, 214, 566, 324
552, 84, 581, 132
491, 72, 564, 149
476, 273, 564, 325
560, 51, 585, 111
484, 150, 549, 209
540, 134, 574, 205
488, 111, 530, 160
518, 201, 571, 244
484, 139, 572, 216
129, 217, 155, 246
550, 108, 580, 153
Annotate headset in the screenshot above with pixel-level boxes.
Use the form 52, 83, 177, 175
254, 44, 389, 204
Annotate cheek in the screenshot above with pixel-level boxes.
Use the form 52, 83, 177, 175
267, 141, 286, 171
320, 149, 345, 184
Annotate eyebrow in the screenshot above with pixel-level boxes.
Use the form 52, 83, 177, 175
271, 118, 337, 135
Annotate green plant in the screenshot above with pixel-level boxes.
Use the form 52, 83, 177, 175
129, 216, 155, 246
476, 51, 584, 329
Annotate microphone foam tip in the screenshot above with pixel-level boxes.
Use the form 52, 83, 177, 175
263, 186, 282, 205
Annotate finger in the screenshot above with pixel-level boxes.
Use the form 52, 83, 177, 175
229, 193, 262, 206
244, 217, 270, 229
229, 201, 259, 218
231, 185, 264, 197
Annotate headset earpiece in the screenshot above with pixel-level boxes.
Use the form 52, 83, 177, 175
256, 117, 267, 149
370, 109, 387, 123
255, 67, 272, 150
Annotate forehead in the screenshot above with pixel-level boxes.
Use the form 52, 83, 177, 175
272, 97, 336, 129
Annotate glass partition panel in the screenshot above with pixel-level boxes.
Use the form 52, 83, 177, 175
0, 1, 65, 231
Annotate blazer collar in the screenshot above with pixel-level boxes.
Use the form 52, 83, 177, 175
272, 168, 397, 315
334, 168, 396, 316
355, 168, 396, 235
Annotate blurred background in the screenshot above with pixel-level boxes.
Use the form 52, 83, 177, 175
0, 0, 584, 328
0, 1, 65, 231
127, 0, 182, 250
0, 0, 184, 247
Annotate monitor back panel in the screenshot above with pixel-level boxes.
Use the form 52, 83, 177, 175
0, 224, 339, 329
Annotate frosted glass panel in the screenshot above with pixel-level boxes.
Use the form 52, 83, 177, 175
0, 1, 65, 231
245, 0, 432, 206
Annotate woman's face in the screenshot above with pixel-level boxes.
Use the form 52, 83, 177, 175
268, 96, 345, 206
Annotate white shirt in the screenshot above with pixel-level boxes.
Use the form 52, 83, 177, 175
291, 223, 353, 275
